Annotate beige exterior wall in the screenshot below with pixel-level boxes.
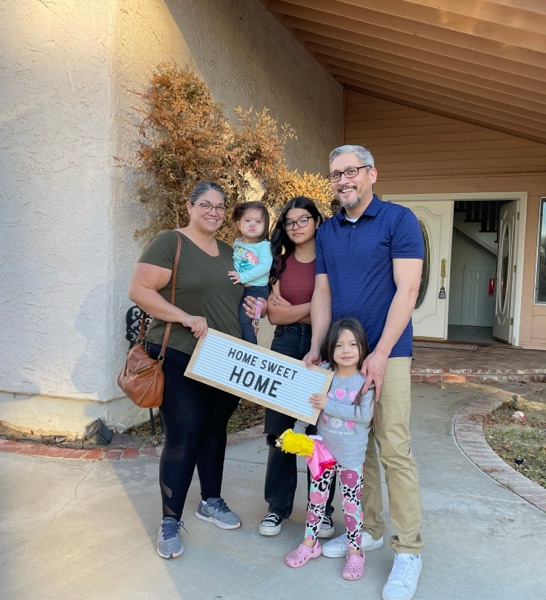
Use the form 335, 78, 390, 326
344, 91, 546, 350
0, 0, 342, 436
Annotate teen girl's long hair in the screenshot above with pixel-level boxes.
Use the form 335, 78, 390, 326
321, 317, 371, 411
269, 196, 323, 285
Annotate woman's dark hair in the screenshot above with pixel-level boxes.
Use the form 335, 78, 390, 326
189, 181, 227, 204
269, 196, 324, 284
322, 317, 370, 408
231, 201, 270, 242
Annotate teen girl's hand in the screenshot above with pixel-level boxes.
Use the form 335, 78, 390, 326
309, 393, 328, 410
181, 314, 208, 339
228, 270, 242, 284
303, 349, 322, 368
269, 293, 291, 307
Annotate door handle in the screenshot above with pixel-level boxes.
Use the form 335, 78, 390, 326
439, 258, 447, 299
441, 258, 447, 279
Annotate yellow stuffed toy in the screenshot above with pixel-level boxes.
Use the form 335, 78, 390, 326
276, 429, 314, 457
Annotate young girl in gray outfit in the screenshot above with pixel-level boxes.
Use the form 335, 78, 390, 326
285, 317, 374, 581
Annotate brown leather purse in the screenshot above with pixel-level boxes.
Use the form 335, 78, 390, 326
117, 233, 182, 408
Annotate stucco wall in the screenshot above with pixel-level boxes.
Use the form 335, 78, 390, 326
0, 0, 342, 435
0, 0, 120, 434
163, 0, 342, 174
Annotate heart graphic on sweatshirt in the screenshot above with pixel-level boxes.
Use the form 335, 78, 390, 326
349, 390, 358, 403
335, 389, 346, 400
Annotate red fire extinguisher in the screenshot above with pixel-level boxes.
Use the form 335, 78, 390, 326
488, 275, 496, 296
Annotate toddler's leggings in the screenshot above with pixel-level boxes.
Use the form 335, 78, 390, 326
305, 464, 364, 551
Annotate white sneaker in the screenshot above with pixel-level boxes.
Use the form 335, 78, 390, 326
322, 531, 384, 558
382, 553, 422, 600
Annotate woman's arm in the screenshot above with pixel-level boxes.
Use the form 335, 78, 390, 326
267, 282, 311, 325
128, 263, 207, 338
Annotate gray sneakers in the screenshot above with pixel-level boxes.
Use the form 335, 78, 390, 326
195, 497, 241, 530
156, 517, 184, 559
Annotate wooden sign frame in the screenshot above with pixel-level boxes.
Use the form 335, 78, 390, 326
185, 329, 334, 424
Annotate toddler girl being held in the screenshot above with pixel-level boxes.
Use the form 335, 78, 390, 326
228, 201, 272, 343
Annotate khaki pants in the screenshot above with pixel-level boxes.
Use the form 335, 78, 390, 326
362, 357, 424, 554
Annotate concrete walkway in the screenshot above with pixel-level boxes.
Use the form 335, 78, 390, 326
1, 382, 545, 600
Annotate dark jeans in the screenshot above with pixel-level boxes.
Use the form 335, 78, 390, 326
147, 342, 239, 521
263, 324, 335, 519
239, 285, 269, 344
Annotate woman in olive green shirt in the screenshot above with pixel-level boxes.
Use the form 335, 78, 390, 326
128, 182, 246, 560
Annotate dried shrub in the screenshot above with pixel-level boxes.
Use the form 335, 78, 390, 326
121, 62, 333, 241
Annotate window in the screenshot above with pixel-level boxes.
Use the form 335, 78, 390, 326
536, 198, 546, 303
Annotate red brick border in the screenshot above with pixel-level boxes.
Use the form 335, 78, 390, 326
0, 424, 264, 462
454, 384, 546, 513
411, 366, 546, 384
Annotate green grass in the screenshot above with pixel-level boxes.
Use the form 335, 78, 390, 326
483, 396, 546, 489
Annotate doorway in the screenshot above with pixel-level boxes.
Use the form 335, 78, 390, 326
383, 192, 527, 346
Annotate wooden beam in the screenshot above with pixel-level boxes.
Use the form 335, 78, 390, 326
297, 30, 546, 96
337, 76, 546, 144
334, 69, 546, 127
269, 1, 546, 67
282, 16, 546, 81
314, 51, 546, 116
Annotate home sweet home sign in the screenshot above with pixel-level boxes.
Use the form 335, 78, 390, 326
185, 329, 333, 423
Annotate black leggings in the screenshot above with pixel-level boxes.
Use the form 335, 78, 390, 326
147, 342, 240, 521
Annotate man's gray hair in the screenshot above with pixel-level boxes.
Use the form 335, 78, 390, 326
329, 145, 374, 168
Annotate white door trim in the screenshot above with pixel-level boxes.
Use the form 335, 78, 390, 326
383, 192, 527, 346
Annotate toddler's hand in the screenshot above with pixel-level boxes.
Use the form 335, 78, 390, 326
228, 270, 242, 285
309, 393, 328, 410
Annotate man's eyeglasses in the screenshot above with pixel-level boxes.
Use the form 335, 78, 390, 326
283, 216, 312, 231
191, 201, 227, 215
326, 165, 372, 183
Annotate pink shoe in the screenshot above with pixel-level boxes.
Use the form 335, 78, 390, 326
342, 552, 365, 580
285, 541, 322, 568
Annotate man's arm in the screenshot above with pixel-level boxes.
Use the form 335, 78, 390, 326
303, 274, 332, 367
360, 258, 422, 399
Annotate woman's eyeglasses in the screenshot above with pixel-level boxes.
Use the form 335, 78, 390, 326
191, 201, 227, 215
283, 216, 312, 231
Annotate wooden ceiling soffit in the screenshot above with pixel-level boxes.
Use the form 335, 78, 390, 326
260, 0, 546, 145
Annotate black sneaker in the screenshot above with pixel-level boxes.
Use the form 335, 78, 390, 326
259, 512, 287, 536
318, 514, 335, 539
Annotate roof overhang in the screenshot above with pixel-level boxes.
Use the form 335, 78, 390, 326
260, 0, 546, 145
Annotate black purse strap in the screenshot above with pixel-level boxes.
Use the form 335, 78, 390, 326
136, 232, 183, 361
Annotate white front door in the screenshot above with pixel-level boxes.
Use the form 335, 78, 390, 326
493, 202, 519, 343
398, 200, 454, 339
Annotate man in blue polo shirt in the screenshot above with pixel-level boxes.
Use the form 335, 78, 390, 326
304, 145, 424, 600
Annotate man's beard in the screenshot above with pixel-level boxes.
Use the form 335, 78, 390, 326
337, 193, 361, 210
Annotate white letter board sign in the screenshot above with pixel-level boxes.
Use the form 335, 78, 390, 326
185, 329, 334, 424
